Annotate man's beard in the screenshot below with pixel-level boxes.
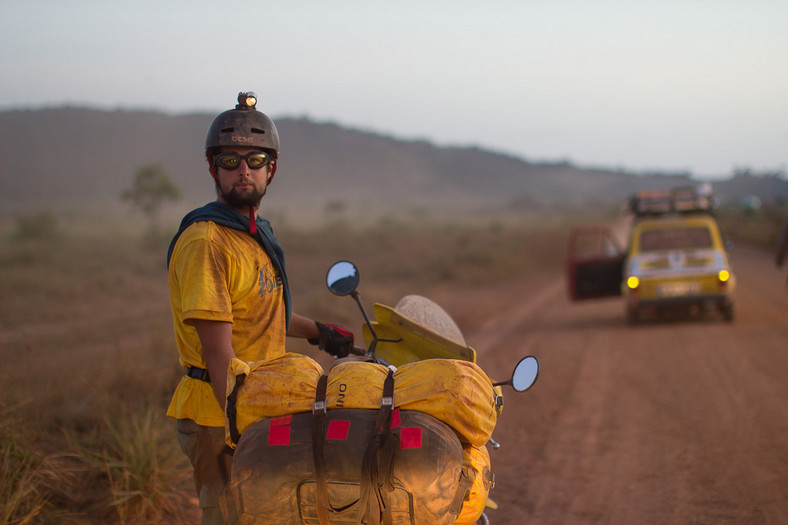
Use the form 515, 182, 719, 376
217, 183, 267, 209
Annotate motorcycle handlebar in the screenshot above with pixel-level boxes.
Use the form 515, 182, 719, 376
349, 345, 367, 356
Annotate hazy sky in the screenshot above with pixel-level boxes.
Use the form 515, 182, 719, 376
2, 0, 786, 179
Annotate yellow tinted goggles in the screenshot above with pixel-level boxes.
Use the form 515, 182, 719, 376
214, 151, 271, 170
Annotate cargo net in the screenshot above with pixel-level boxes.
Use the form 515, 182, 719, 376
629, 185, 713, 216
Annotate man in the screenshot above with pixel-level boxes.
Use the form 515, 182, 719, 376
166, 92, 353, 524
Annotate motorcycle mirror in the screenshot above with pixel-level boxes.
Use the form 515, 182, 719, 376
325, 260, 378, 356
512, 356, 539, 391
494, 356, 539, 391
326, 260, 360, 296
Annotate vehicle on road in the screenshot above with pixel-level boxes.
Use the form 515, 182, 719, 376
568, 186, 736, 323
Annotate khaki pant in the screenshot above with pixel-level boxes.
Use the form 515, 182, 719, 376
177, 419, 239, 525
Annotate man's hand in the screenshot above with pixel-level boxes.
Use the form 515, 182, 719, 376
309, 322, 354, 357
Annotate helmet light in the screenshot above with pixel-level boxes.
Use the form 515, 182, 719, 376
236, 92, 257, 110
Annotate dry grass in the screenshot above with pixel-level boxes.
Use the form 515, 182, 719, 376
0, 209, 576, 522
1, 403, 57, 524
66, 407, 194, 524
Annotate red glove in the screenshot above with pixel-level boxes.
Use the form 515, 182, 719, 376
309, 322, 354, 357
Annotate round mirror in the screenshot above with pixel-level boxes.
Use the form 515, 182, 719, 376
326, 261, 360, 296
511, 356, 539, 392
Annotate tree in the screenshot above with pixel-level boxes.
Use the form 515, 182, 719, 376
121, 164, 181, 239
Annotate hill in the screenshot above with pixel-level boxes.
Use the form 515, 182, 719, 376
1, 107, 786, 221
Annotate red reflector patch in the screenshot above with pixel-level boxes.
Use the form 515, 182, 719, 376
390, 408, 401, 429
268, 416, 292, 445
271, 415, 292, 426
326, 420, 350, 440
400, 427, 422, 449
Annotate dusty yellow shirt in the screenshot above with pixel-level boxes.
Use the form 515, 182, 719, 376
167, 221, 287, 426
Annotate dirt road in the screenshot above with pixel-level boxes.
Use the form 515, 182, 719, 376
454, 243, 788, 524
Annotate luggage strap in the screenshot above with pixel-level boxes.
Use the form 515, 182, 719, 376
313, 375, 365, 524
312, 374, 334, 525
450, 468, 472, 517
358, 369, 396, 525
311, 369, 397, 525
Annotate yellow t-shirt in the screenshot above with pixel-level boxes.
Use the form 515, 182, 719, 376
166, 221, 287, 426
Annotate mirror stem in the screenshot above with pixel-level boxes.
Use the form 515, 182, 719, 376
351, 290, 378, 356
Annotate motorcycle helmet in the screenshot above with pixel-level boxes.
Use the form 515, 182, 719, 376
205, 92, 280, 159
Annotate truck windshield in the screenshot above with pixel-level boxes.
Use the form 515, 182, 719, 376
640, 227, 712, 251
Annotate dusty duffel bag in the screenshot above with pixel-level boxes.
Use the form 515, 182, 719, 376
230, 374, 470, 524
323, 358, 500, 447
225, 353, 324, 448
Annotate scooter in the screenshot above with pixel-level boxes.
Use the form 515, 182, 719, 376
228, 261, 539, 525
325, 260, 539, 525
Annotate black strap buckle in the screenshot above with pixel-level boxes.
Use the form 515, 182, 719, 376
186, 366, 211, 383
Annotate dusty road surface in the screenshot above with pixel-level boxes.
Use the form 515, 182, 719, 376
451, 243, 788, 524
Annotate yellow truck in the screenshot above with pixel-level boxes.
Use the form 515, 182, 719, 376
567, 186, 735, 323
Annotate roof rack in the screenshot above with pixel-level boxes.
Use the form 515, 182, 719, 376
629, 185, 713, 217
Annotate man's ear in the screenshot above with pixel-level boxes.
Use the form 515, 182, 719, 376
267, 160, 278, 185
206, 155, 218, 180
